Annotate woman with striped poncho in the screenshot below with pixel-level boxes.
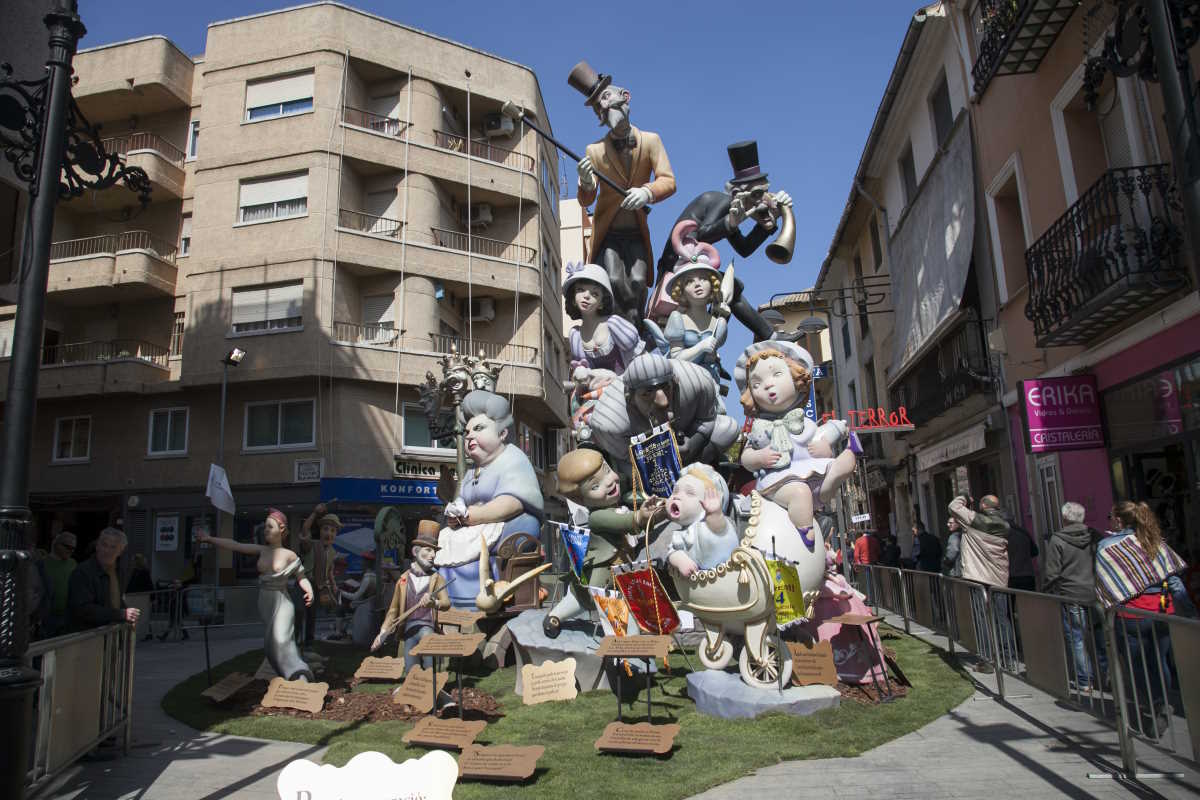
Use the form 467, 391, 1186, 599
1095, 501, 1196, 735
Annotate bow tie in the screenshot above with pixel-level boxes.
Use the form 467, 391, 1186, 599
611, 134, 637, 152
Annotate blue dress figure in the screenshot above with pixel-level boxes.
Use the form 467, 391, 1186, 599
655, 220, 731, 393
434, 390, 545, 609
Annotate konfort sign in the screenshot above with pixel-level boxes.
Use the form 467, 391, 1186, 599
1020, 375, 1104, 453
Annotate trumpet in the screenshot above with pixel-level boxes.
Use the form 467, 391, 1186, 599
765, 201, 795, 264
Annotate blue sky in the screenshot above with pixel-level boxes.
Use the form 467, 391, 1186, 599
77, 0, 916, 418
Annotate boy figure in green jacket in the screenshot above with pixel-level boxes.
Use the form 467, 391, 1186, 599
544, 448, 666, 638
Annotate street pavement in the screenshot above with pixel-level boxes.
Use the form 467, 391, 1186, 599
31, 620, 1200, 800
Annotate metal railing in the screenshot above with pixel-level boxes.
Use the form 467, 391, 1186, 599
1023, 164, 1188, 347
852, 563, 1198, 781
429, 332, 538, 364
970, 0, 1078, 95
341, 105, 408, 137
40, 339, 171, 369
432, 129, 534, 172
430, 226, 536, 263
100, 130, 186, 164
26, 623, 135, 791
337, 208, 404, 238
48, 230, 178, 264
332, 320, 399, 346
890, 310, 992, 426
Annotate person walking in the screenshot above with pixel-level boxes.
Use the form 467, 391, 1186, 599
1096, 501, 1196, 735
915, 522, 943, 573
43, 531, 78, 637
1044, 501, 1101, 690
949, 495, 1012, 672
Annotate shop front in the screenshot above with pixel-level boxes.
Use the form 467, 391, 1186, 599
913, 420, 1010, 540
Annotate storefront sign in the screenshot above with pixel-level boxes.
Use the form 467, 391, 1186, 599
1021, 375, 1104, 453
392, 458, 440, 480
812, 361, 832, 379
916, 423, 987, 472
850, 512, 872, 524
821, 407, 914, 433
155, 514, 179, 552
319, 477, 442, 505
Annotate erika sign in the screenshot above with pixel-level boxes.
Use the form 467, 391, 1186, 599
1021, 375, 1104, 453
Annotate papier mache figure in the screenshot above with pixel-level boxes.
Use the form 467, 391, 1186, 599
664, 463, 738, 578
544, 449, 667, 638
652, 141, 795, 342
372, 522, 451, 672
435, 390, 545, 609
197, 509, 315, 681
736, 341, 859, 542
569, 60, 675, 326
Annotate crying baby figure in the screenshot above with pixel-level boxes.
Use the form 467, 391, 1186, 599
664, 464, 738, 578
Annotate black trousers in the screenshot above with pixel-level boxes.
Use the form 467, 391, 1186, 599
596, 231, 649, 326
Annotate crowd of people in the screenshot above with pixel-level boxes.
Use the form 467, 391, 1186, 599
26, 527, 143, 640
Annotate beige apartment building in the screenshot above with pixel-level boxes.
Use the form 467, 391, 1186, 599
0, 3, 570, 581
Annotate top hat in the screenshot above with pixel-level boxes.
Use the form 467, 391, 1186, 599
727, 140, 768, 185
412, 520, 441, 551
567, 60, 612, 107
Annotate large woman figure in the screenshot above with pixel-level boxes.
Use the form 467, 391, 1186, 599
198, 509, 315, 681
435, 390, 545, 608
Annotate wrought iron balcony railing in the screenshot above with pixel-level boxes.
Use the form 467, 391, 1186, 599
432, 129, 535, 172
971, 0, 1079, 96
890, 311, 995, 427
100, 131, 186, 165
341, 106, 409, 138
337, 208, 404, 238
38, 339, 170, 369
430, 226, 537, 263
429, 333, 538, 364
1023, 164, 1189, 347
48, 230, 178, 264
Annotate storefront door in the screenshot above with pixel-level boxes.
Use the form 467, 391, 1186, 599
1035, 454, 1064, 543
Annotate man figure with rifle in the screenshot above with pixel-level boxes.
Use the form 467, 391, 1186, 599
371, 521, 451, 672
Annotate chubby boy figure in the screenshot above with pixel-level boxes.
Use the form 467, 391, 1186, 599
664, 463, 738, 578
545, 448, 665, 638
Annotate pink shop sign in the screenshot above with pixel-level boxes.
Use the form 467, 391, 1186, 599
1020, 375, 1105, 453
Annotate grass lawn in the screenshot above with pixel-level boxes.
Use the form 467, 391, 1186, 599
162, 627, 974, 799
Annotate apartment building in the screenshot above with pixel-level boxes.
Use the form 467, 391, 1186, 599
0, 3, 570, 582
967, 0, 1198, 551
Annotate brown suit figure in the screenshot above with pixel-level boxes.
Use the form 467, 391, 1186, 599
372, 521, 451, 671
569, 61, 675, 326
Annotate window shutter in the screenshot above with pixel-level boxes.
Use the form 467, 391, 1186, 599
362, 294, 394, 325
265, 282, 303, 321
245, 71, 314, 109
0, 316, 13, 358
239, 172, 308, 207
232, 287, 268, 326
1099, 89, 1134, 169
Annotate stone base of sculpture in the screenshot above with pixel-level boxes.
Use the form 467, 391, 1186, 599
507, 608, 655, 696
686, 670, 839, 719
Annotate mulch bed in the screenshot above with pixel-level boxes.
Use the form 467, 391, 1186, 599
834, 644, 910, 705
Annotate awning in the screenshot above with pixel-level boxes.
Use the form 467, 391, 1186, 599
890, 117, 976, 381
915, 422, 987, 473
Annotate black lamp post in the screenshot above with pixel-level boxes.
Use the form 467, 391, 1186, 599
0, 3, 150, 797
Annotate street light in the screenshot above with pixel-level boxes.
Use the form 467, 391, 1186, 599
217, 348, 245, 466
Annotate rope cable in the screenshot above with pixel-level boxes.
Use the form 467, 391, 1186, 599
393, 64, 415, 454
466, 75, 474, 350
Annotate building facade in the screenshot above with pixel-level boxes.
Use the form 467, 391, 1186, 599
0, 3, 570, 582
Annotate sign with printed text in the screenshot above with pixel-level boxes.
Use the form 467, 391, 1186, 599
520, 658, 578, 705
595, 635, 671, 660
393, 458, 441, 480
354, 656, 407, 681
319, 476, 442, 506
595, 722, 680, 755
402, 717, 487, 750
201, 671, 253, 703
410, 632, 486, 658
155, 514, 179, 552
392, 666, 449, 713
261, 678, 329, 714
458, 745, 544, 782
787, 640, 838, 686
1020, 375, 1104, 453
438, 609, 485, 630
850, 513, 872, 524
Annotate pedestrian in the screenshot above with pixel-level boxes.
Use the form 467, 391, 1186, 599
949, 495, 1012, 672
1043, 501, 1102, 690
881, 534, 901, 568
43, 531, 78, 637
1096, 501, 1196, 735
915, 522, 943, 573
943, 516, 962, 577
126, 553, 153, 594
853, 528, 880, 568
66, 527, 141, 631
1004, 510, 1039, 592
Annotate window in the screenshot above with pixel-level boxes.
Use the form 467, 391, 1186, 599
853, 254, 869, 339
53, 416, 91, 462
244, 399, 315, 450
402, 403, 454, 452
930, 73, 954, 148
869, 216, 883, 271
846, 380, 858, 412
238, 172, 308, 224
148, 408, 188, 455
540, 153, 559, 219
0, 314, 13, 358
899, 143, 918, 207
531, 430, 546, 472
244, 71, 314, 122
170, 311, 185, 356
187, 120, 199, 159
841, 318, 852, 361
179, 214, 192, 256
232, 282, 303, 333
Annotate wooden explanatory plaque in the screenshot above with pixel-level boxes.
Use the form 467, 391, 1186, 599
458, 744, 545, 782
595, 635, 671, 660
410, 632, 487, 658
520, 658, 578, 705
354, 656, 407, 681
402, 717, 487, 750
786, 640, 838, 686
595, 722, 680, 755
439, 609, 485, 630
391, 666, 449, 714
201, 672, 253, 703
260, 678, 329, 714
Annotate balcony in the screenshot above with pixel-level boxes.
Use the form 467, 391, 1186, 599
47, 231, 179, 301
432, 130, 534, 173
331, 323, 538, 365
337, 209, 403, 239
1024, 164, 1189, 347
971, 0, 1079, 96
0, 339, 171, 400
72, 37, 193, 121
430, 227, 536, 264
98, 132, 186, 201
341, 106, 410, 138
891, 312, 995, 428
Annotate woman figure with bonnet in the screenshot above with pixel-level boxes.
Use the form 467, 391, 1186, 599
198, 508, 315, 681
660, 220, 729, 389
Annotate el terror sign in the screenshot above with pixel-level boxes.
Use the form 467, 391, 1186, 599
1020, 375, 1104, 453
820, 407, 914, 432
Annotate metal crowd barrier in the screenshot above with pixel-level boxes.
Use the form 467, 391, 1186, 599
852, 562, 1198, 781
125, 588, 182, 640
26, 623, 136, 791
178, 584, 264, 631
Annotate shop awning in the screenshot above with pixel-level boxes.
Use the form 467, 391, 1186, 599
915, 422, 987, 473
890, 117, 976, 382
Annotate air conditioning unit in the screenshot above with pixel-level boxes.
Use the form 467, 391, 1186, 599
468, 297, 495, 323
483, 112, 514, 138
461, 202, 493, 230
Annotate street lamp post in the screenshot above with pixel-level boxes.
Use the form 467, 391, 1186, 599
211, 348, 245, 584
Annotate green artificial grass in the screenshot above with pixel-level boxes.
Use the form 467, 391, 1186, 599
162, 628, 974, 799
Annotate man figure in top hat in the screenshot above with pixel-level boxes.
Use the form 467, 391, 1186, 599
569, 60, 675, 327
654, 141, 795, 342
372, 521, 451, 672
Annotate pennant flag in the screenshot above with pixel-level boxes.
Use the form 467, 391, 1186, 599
629, 423, 682, 499
613, 563, 680, 636
804, 383, 817, 421
588, 587, 632, 637
766, 558, 810, 626
556, 522, 590, 580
